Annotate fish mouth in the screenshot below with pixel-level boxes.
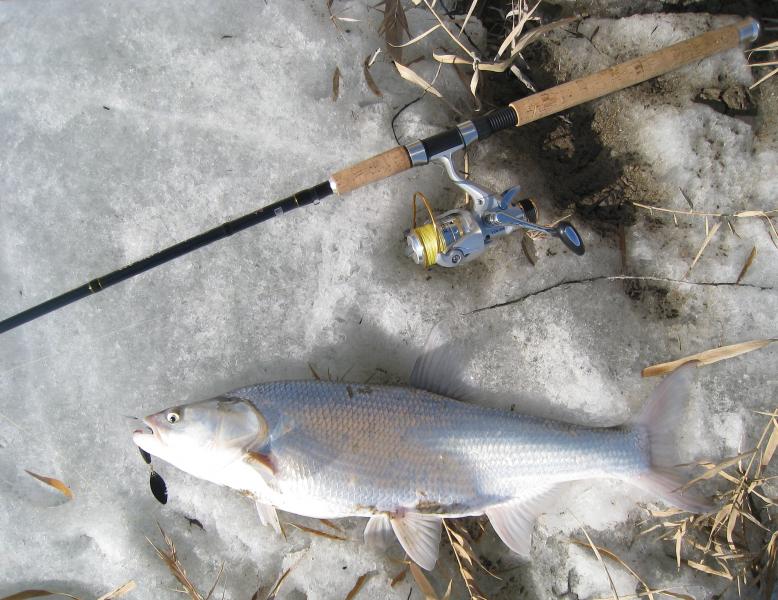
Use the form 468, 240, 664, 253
132, 419, 157, 445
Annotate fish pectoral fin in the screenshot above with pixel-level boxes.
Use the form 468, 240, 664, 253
485, 487, 556, 557
390, 512, 442, 571
244, 450, 276, 476
255, 501, 282, 535
364, 514, 394, 550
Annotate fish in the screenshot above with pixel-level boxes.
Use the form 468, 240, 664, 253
133, 343, 709, 571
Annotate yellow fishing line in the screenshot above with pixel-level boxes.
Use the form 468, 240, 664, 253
411, 192, 446, 268
413, 223, 441, 268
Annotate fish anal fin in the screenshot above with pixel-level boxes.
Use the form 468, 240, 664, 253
364, 514, 394, 550
485, 487, 556, 557
255, 501, 282, 535
390, 512, 442, 571
632, 468, 713, 514
244, 450, 276, 475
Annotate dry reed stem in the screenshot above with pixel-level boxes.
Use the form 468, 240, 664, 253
442, 520, 489, 600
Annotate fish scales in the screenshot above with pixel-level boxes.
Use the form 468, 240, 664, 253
235, 380, 648, 515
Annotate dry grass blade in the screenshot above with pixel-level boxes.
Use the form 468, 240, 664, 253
575, 524, 620, 600
458, 0, 479, 39
96, 581, 136, 600
203, 564, 224, 600
378, 0, 410, 62
762, 418, 778, 467
433, 16, 575, 84
641, 339, 778, 377
263, 567, 292, 600
497, 0, 541, 57
0, 593, 80, 600
147, 524, 204, 600
24, 469, 73, 500
332, 66, 341, 102
419, 0, 475, 58
344, 572, 374, 600
685, 560, 732, 579
522, 234, 537, 266
286, 521, 348, 541
748, 42, 778, 89
570, 540, 659, 600
390, 568, 408, 587
393, 62, 443, 98
686, 220, 721, 277
319, 518, 344, 532
392, 24, 442, 48
443, 521, 489, 600
363, 55, 382, 97
680, 450, 755, 491
409, 562, 439, 600
750, 66, 778, 90
736, 245, 757, 284
441, 580, 453, 600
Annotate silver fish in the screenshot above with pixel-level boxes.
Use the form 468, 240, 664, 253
133, 346, 708, 570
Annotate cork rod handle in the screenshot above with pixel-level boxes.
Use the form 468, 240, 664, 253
509, 17, 759, 126
330, 146, 411, 195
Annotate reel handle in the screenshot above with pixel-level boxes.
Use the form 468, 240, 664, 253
554, 221, 585, 256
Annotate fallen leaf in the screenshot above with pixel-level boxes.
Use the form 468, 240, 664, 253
735, 245, 757, 284
393, 62, 442, 98
762, 418, 778, 467
24, 470, 73, 500
390, 568, 408, 587
378, 0, 409, 62
96, 581, 136, 600
409, 562, 438, 600
344, 572, 374, 600
286, 522, 347, 541
680, 450, 756, 490
642, 339, 778, 377
521, 234, 537, 266
264, 567, 292, 600
363, 56, 382, 97
332, 66, 341, 102
686, 220, 721, 276
685, 559, 732, 579
1, 591, 80, 600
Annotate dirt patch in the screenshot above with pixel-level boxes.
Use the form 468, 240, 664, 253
624, 280, 686, 319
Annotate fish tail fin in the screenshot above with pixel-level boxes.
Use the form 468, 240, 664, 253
628, 362, 713, 513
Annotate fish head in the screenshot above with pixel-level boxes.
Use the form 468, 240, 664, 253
133, 397, 268, 478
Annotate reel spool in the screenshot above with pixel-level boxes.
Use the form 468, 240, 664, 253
404, 151, 584, 268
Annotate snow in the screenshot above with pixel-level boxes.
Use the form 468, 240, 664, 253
1, 1, 777, 599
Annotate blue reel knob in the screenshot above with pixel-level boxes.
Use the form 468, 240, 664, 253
554, 222, 585, 256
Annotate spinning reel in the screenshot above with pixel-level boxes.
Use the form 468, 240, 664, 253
404, 151, 585, 268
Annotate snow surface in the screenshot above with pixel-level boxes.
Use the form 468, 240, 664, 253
0, 2, 776, 599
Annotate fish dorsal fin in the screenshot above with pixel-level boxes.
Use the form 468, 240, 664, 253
484, 487, 556, 557
410, 323, 477, 401
364, 514, 394, 550
255, 501, 282, 535
390, 512, 442, 571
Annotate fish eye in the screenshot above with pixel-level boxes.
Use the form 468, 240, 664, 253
166, 411, 180, 424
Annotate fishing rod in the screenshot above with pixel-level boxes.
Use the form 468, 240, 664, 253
0, 17, 760, 335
